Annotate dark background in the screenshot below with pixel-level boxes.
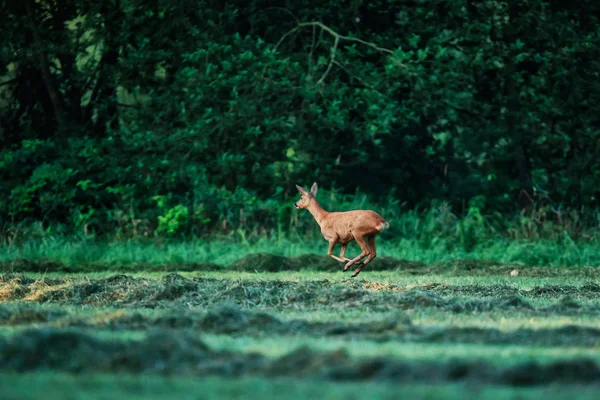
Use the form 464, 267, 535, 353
1, 0, 599, 239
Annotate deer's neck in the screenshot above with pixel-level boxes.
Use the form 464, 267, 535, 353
307, 200, 329, 227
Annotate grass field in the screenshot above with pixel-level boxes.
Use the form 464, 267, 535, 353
2, 234, 600, 268
1, 249, 600, 399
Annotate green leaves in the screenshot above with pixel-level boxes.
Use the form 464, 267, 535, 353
156, 205, 190, 237
1, 0, 600, 237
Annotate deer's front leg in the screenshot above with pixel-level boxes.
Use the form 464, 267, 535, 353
327, 240, 346, 263
339, 244, 351, 262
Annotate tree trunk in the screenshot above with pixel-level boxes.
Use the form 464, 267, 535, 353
24, 0, 67, 130
516, 141, 534, 208
53, 2, 83, 125
90, 0, 123, 136
503, 2, 533, 210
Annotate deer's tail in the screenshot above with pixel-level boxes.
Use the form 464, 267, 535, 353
377, 220, 390, 232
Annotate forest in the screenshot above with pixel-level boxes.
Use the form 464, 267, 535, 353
2, 0, 599, 253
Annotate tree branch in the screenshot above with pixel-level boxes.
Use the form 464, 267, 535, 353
275, 21, 409, 85
307, 24, 317, 74
297, 22, 395, 55
333, 60, 381, 92
317, 35, 339, 85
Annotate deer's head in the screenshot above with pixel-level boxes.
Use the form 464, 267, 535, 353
295, 182, 318, 209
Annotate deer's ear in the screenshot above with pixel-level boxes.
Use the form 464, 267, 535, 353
296, 184, 308, 194
310, 182, 318, 196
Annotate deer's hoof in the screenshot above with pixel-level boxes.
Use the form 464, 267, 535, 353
344, 262, 363, 272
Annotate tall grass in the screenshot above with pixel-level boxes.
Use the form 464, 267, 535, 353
1, 191, 599, 268
0, 233, 598, 268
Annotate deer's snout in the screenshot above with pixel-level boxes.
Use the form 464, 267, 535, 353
294, 202, 299, 209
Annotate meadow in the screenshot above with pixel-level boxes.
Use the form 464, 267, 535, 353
1, 241, 600, 399
4, 0, 600, 397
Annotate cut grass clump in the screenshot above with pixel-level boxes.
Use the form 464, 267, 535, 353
2, 274, 599, 315
5, 302, 600, 347
2, 328, 600, 386
201, 305, 284, 334
0, 304, 67, 325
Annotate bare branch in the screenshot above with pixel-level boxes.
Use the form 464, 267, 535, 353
296, 22, 395, 55
317, 35, 339, 85
274, 25, 301, 52
276, 21, 400, 57
275, 21, 409, 85
308, 24, 316, 73
333, 60, 381, 92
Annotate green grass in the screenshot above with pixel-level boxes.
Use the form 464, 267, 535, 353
3, 267, 600, 397
8, 324, 600, 365
2, 373, 599, 400
199, 334, 600, 364
1, 235, 599, 268
16, 269, 598, 284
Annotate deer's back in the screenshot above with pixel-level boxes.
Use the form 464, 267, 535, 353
323, 210, 387, 243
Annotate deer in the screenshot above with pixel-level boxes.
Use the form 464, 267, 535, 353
294, 182, 389, 277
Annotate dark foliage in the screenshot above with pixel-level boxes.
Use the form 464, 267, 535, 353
1, 0, 599, 238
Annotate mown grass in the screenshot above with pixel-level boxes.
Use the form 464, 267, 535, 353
3, 373, 600, 400
199, 334, 600, 364
2, 272, 599, 312
13, 269, 600, 285
2, 272, 600, 356
2, 267, 600, 397
3, 322, 599, 366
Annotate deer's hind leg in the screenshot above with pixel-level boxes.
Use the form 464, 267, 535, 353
351, 235, 377, 277
343, 235, 370, 272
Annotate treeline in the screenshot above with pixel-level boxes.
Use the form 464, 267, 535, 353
1, 0, 599, 239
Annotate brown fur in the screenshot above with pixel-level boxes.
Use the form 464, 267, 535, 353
295, 182, 389, 277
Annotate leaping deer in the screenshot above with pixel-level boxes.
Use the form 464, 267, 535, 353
294, 182, 389, 277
